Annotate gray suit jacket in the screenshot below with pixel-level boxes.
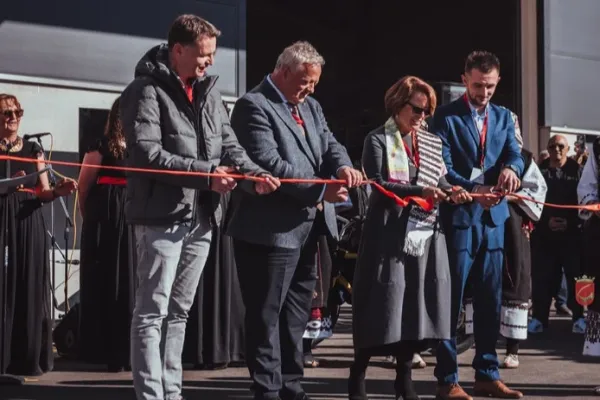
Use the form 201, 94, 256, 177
226, 77, 352, 248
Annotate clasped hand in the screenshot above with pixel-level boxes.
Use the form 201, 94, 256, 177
209, 166, 280, 195
11, 170, 77, 196
473, 167, 521, 210
422, 186, 473, 205
422, 187, 447, 204
323, 166, 364, 203
54, 177, 78, 196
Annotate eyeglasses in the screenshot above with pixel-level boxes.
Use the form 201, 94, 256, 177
1, 109, 24, 118
406, 103, 430, 116
548, 143, 565, 150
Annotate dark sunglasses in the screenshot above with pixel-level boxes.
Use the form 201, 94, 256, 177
2, 109, 24, 118
548, 143, 565, 150
406, 102, 430, 116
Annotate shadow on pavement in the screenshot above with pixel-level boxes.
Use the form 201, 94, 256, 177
2, 376, 599, 400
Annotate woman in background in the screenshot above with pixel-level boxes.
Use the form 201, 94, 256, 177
183, 191, 246, 370
0, 93, 77, 376
77, 96, 135, 372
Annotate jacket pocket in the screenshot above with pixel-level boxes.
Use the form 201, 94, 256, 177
143, 182, 194, 222
202, 109, 222, 161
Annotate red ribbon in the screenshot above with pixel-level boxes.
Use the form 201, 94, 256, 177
2, 154, 599, 213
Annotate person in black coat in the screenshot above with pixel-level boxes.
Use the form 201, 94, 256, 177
77, 96, 136, 372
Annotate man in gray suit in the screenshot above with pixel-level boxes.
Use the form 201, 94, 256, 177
228, 41, 363, 400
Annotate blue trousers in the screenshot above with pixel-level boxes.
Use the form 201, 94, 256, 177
434, 221, 504, 384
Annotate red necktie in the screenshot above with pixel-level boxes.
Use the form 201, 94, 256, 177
290, 105, 304, 126
185, 85, 193, 103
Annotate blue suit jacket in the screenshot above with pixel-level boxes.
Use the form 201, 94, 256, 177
432, 98, 524, 227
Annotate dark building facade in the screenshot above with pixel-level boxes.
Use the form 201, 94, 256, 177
2, 0, 598, 313
0, 0, 247, 314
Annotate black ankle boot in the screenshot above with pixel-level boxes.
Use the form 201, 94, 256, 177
394, 359, 419, 400
348, 365, 367, 400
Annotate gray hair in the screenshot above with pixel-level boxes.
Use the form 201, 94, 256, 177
275, 41, 325, 71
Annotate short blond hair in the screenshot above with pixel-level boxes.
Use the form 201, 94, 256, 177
0, 94, 21, 111
275, 41, 325, 72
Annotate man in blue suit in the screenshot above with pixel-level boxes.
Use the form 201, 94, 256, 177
432, 51, 524, 400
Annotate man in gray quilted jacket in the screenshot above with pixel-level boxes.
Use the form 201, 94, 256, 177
120, 14, 280, 400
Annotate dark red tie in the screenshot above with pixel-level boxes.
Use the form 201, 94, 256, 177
290, 104, 304, 126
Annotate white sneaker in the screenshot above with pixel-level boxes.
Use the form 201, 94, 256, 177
528, 318, 544, 333
411, 353, 426, 369
502, 354, 519, 369
573, 317, 586, 334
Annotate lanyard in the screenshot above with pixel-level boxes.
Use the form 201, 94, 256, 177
402, 132, 420, 168
463, 93, 488, 168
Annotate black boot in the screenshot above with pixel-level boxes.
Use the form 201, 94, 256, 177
394, 355, 419, 400
348, 350, 369, 400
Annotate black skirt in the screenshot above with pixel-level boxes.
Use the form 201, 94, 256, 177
0, 191, 53, 376
78, 182, 135, 368
183, 192, 245, 367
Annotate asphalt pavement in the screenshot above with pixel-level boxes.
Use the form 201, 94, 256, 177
2, 306, 598, 400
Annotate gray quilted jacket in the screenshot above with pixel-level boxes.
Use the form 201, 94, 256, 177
120, 44, 265, 226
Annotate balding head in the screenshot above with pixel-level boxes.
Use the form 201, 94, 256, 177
547, 134, 569, 166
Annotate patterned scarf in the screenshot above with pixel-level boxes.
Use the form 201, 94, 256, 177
384, 118, 447, 256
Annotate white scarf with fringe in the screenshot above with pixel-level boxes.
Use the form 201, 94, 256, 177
384, 118, 447, 256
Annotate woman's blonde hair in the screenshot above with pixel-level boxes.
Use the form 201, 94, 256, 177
0, 94, 22, 112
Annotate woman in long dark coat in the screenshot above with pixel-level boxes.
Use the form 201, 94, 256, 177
349, 77, 469, 400
0, 93, 77, 376
77, 96, 136, 372
183, 191, 246, 369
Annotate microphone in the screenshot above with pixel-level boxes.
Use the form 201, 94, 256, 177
23, 132, 51, 141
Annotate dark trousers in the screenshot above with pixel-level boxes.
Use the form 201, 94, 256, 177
234, 221, 322, 400
350, 340, 419, 394
351, 341, 419, 370
554, 272, 568, 307
531, 231, 583, 325
435, 221, 504, 384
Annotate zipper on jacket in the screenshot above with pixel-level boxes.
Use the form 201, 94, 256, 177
192, 78, 219, 227
163, 75, 218, 228
190, 77, 217, 227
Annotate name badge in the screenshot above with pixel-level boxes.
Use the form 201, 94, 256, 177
470, 168, 484, 184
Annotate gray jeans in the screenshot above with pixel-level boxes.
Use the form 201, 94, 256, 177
131, 221, 212, 400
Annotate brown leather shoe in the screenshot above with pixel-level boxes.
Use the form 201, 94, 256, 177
436, 383, 473, 400
473, 380, 523, 398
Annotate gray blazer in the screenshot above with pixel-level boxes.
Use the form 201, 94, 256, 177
226, 77, 352, 249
